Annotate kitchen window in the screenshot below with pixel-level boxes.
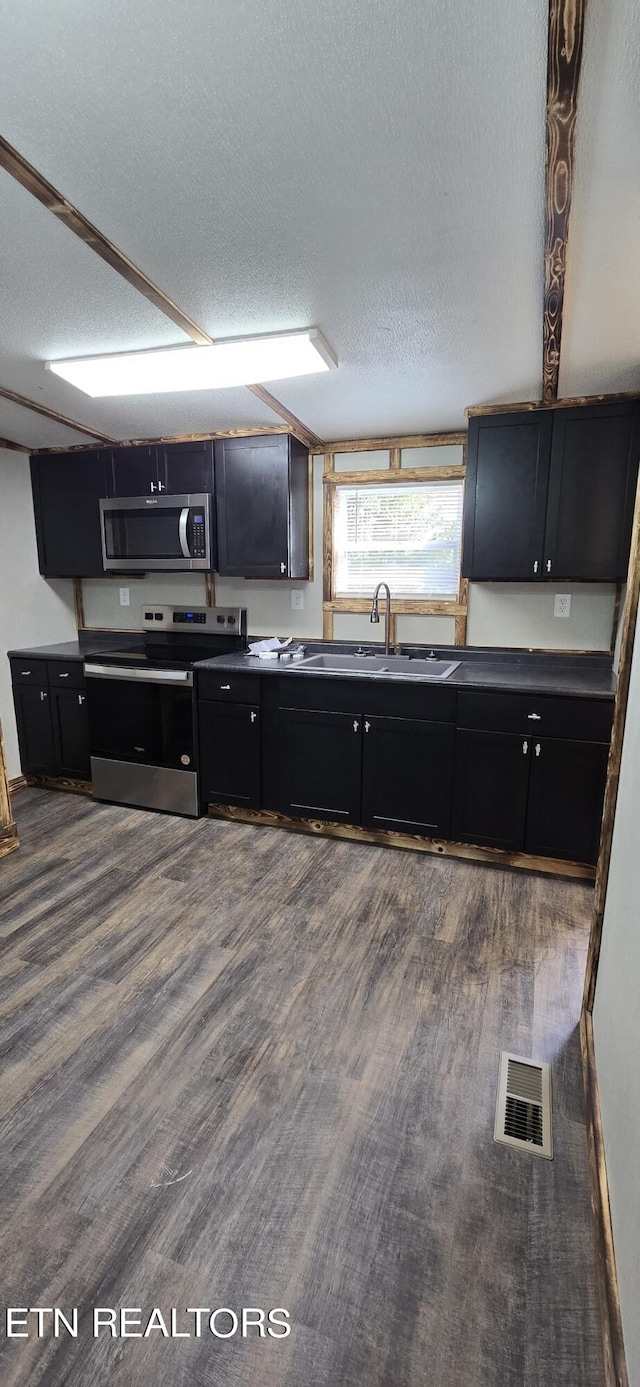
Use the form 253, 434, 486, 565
333, 479, 464, 599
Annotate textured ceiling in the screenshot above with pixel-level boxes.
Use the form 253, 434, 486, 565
0, 0, 636, 448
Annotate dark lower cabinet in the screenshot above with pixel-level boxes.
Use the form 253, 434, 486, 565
13, 685, 57, 776
525, 738, 609, 865
198, 701, 261, 808
50, 688, 91, 779
12, 663, 90, 780
361, 716, 455, 836
278, 708, 362, 822
452, 729, 531, 851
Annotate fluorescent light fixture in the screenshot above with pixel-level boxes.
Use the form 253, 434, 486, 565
46, 328, 337, 397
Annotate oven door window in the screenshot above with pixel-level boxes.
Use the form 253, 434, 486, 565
104, 507, 188, 561
87, 679, 195, 768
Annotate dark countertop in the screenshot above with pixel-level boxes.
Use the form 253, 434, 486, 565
8, 634, 142, 662
196, 647, 617, 701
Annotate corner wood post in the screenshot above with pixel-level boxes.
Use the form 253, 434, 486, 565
322, 453, 335, 639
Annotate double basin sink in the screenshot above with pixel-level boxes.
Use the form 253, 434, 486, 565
296, 653, 461, 681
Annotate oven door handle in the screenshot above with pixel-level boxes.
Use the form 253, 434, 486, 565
178, 508, 191, 560
84, 663, 194, 687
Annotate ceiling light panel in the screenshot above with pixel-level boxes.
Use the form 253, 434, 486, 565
46, 329, 337, 397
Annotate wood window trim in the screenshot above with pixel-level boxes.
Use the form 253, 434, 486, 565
321, 438, 468, 643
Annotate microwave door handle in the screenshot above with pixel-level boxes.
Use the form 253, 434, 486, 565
179, 507, 191, 559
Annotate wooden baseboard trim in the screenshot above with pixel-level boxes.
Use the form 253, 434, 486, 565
580, 1009, 629, 1387
0, 825, 19, 859
25, 775, 93, 797
8, 775, 28, 794
207, 803, 596, 880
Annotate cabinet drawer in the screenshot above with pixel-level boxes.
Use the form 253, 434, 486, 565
198, 670, 261, 704
47, 660, 86, 690
275, 675, 456, 722
457, 689, 613, 743
9, 658, 48, 687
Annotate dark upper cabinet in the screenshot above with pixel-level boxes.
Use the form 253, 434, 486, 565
50, 687, 91, 780
161, 439, 215, 494
31, 450, 110, 577
12, 680, 57, 776
198, 699, 261, 809
462, 411, 553, 580
462, 402, 640, 581
214, 433, 309, 578
524, 737, 609, 865
361, 715, 455, 837
278, 707, 362, 822
544, 403, 640, 580
452, 728, 531, 851
108, 445, 161, 497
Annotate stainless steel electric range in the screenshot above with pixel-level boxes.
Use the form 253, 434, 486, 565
84, 605, 247, 817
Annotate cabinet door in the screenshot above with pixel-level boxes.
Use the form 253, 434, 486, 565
51, 688, 91, 780
198, 701, 260, 808
161, 439, 215, 495
462, 411, 553, 579
525, 737, 608, 865
13, 685, 57, 775
545, 404, 640, 580
30, 451, 110, 576
452, 729, 531, 850
109, 446, 160, 496
215, 435, 290, 576
362, 716, 455, 836
278, 708, 362, 822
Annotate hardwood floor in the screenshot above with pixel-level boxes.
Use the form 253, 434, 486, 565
0, 789, 604, 1386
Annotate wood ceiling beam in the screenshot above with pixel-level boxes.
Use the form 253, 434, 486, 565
0, 384, 117, 443
0, 134, 324, 450
0, 435, 31, 452
543, 0, 588, 404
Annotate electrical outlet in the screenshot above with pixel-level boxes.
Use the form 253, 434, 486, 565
554, 593, 571, 619
291, 589, 304, 610
119, 587, 130, 607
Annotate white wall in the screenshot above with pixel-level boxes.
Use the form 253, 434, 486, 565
593, 630, 640, 1386
0, 449, 76, 778
80, 452, 617, 652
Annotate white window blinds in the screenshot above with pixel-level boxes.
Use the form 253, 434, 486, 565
334, 480, 464, 598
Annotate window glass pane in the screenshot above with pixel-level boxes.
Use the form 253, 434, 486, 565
333, 481, 463, 598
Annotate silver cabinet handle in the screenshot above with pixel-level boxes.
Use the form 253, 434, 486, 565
546, 559, 552, 572
150, 482, 157, 493
59, 672, 69, 678
522, 740, 528, 754
78, 694, 85, 705
20, 669, 31, 675
40, 690, 48, 701
250, 711, 258, 723
280, 562, 286, 574
364, 720, 371, 732
220, 684, 231, 691
535, 743, 541, 757
527, 712, 541, 720
158, 481, 166, 492
178, 507, 190, 559
533, 560, 539, 574
353, 720, 359, 732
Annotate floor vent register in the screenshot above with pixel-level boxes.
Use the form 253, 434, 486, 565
494, 1052, 553, 1159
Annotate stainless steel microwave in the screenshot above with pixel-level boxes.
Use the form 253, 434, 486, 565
100, 493, 213, 571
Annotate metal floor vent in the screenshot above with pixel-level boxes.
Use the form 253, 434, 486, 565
494, 1052, 553, 1159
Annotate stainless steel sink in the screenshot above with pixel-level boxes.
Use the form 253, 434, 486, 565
297, 653, 460, 680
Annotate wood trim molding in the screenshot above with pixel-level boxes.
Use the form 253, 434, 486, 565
543, 0, 588, 403
0, 383, 117, 444
33, 426, 294, 453
0, 722, 19, 857
323, 432, 467, 453
73, 578, 85, 631
584, 468, 640, 1011
465, 392, 640, 420
8, 775, 28, 794
0, 435, 31, 453
25, 775, 92, 797
324, 465, 466, 486
323, 597, 466, 616
580, 1009, 629, 1387
208, 802, 595, 879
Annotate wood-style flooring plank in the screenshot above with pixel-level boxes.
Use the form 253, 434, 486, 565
0, 789, 604, 1387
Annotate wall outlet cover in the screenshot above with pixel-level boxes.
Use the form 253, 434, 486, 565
291, 589, 304, 610
119, 587, 130, 607
554, 593, 571, 619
